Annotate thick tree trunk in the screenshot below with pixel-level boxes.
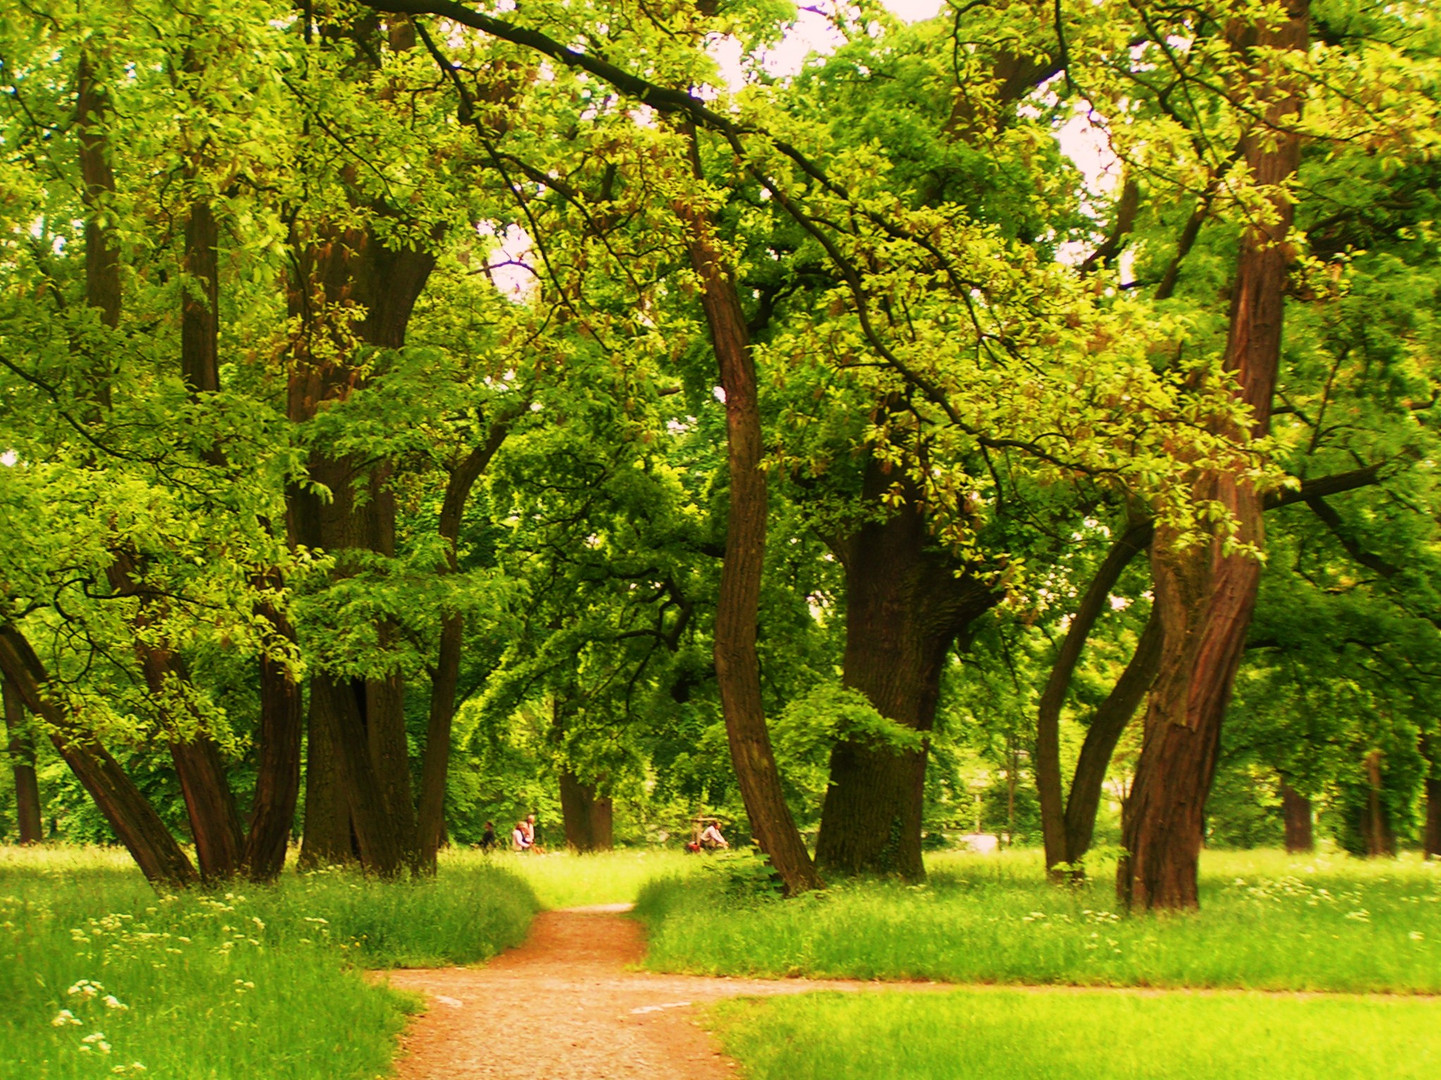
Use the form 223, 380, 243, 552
1037, 521, 1152, 872
1061, 609, 1163, 866
3, 677, 43, 845
244, 599, 304, 881
287, 217, 436, 874
1118, 1, 1307, 911
298, 695, 353, 868
679, 134, 821, 896
815, 469, 996, 880
1279, 779, 1313, 853
559, 771, 614, 853
0, 625, 197, 887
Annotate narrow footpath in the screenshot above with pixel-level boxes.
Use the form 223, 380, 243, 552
382, 904, 924, 1080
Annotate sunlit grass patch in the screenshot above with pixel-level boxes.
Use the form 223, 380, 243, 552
710, 988, 1441, 1080
636, 849, 1441, 993
0, 845, 537, 1079
450, 846, 702, 909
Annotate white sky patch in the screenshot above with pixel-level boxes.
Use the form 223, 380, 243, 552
476, 221, 537, 301
1, 450, 18, 467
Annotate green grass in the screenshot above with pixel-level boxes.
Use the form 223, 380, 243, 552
453, 846, 702, 909
711, 988, 1441, 1080
0, 845, 538, 1079
636, 848, 1441, 993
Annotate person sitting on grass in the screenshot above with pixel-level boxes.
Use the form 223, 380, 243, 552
478, 821, 496, 851
512, 821, 531, 852
699, 820, 728, 850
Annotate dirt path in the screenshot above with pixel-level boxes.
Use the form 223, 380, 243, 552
382, 904, 934, 1080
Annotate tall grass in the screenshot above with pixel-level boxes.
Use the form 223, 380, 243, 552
711, 988, 1441, 1080
1, 846, 537, 1079
636, 849, 1441, 993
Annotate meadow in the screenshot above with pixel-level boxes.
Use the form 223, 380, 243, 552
7, 845, 1441, 1079
0, 846, 537, 1080
710, 989, 1441, 1080
636, 848, 1441, 993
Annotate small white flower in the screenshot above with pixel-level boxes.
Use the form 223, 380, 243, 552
51, 1009, 81, 1027
103, 995, 128, 1011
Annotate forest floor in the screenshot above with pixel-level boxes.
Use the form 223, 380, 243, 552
382, 904, 943, 1080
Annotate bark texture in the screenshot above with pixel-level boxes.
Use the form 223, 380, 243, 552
559, 771, 614, 853
244, 598, 304, 881
816, 467, 998, 881
679, 134, 821, 895
3, 677, 43, 844
1119, 0, 1308, 910
287, 216, 436, 874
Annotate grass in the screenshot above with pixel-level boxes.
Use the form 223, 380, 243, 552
710, 988, 1441, 1080
635, 848, 1441, 993
0, 844, 538, 1079
460, 847, 701, 909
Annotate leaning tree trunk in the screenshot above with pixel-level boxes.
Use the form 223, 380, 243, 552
80, 55, 247, 882
815, 467, 998, 881
1036, 520, 1152, 873
0, 625, 197, 887
1119, 0, 1308, 911
416, 417, 515, 873
1061, 609, 1163, 867
678, 130, 821, 896
244, 595, 304, 882
1279, 779, 1314, 854
3, 677, 43, 845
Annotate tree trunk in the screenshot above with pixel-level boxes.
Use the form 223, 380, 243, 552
3, 677, 43, 845
1361, 749, 1394, 858
1118, 1, 1307, 911
1425, 776, 1440, 860
0, 625, 197, 887
1037, 521, 1152, 872
1279, 779, 1313, 854
1062, 608, 1163, 866
298, 693, 353, 868
815, 467, 998, 881
287, 215, 436, 874
679, 130, 821, 896
104, 553, 247, 882
559, 771, 614, 853
417, 419, 514, 873
243, 598, 304, 882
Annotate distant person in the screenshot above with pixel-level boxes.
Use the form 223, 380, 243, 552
512, 821, 531, 852
699, 821, 728, 850
524, 813, 544, 853
478, 821, 496, 851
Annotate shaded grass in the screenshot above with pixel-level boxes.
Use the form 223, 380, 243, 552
636, 849, 1441, 993
453, 847, 702, 909
0, 845, 537, 1079
711, 988, 1441, 1080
